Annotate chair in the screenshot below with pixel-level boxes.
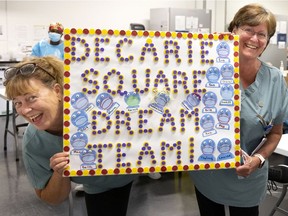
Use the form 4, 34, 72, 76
268, 164, 288, 216
4, 101, 28, 161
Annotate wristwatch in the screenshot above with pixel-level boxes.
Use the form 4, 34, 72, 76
254, 153, 265, 168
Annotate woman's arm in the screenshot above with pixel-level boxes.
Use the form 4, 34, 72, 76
236, 123, 283, 177
35, 152, 71, 205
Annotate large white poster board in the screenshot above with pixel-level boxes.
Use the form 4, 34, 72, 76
62, 28, 241, 177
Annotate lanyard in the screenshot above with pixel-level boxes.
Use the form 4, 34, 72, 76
256, 114, 273, 137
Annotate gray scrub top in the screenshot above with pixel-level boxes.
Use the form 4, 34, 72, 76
190, 61, 288, 207
22, 124, 137, 194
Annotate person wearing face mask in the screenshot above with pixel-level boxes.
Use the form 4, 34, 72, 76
31, 22, 64, 60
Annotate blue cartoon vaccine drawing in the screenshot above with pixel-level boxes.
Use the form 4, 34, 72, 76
124, 91, 141, 112
205, 66, 220, 88
182, 92, 201, 110
70, 132, 88, 155
216, 42, 230, 63
71, 110, 90, 132
200, 114, 217, 137
71, 92, 94, 112
96, 92, 120, 116
219, 84, 234, 106
79, 149, 97, 170
215, 108, 231, 130
198, 139, 216, 162
220, 63, 234, 84
148, 91, 170, 114
217, 138, 234, 161
202, 91, 217, 113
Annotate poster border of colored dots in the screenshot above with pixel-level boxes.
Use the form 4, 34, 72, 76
62, 28, 241, 177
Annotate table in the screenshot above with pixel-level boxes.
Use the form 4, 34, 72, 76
0, 88, 20, 161
274, 134, 288, 156
269, 133, 288, 216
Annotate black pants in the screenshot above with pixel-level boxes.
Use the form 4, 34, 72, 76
84, 182, 133, 216
195, 187, 259, 216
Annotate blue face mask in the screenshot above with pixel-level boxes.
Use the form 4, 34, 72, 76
48, 32, 62, 42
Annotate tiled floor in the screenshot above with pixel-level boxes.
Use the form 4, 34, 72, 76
0, 114, 288, 216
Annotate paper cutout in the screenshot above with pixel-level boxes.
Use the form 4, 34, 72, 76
62, 28, 241, 177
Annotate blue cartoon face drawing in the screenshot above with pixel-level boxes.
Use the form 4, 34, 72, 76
124, 92, 141, 107
220, 84, 234, 100
202, 92, 217, 108
217, 42, 230, 58
155, 92, 170, 107
79, 149, 96, 164
217, 108, 231, 124
217, 138, 232, 153
201, 139, 215, 154
71, 92, 90, 110
200, 114, 215, 131
71, 110, 90, 131
206, 67, 220, 83
96, 93, 114, 110
70, 132, 88, 150
220, 64, 234, 79
187, 93, 201, 107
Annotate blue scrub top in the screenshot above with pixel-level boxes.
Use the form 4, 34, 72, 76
22, 124, 137, 194
190, 61, 288, 207
31, 39, 64, 60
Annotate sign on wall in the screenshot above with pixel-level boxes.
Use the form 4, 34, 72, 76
62, 28, 241, 177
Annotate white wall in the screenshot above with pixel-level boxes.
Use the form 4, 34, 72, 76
1, 0, 288, 60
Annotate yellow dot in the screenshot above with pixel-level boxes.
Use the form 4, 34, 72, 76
64, 41, 70, 46
63, 140, 69, 146
64, 89, 70, 96
235, 133, 240, 140
166, 166, 172, 172
77, 29, 83, 35
213, 34, 219, 40
146, 38, 152, 44
89, 29, 95, 35
70, 170, 77, 176
171, 32, 177, 38
63, 127, 70, 134
64, 29, 70, 34
114, 30, 120, 36
64, 78, 70, 84
224, 34, 229, 40
193, 34, 198, 39
126, 30, 131, 36
83, 170, 89, 176
64, 115, 70, 121
64, 53, 71, 59
149, 31, 154, 37
102, 29, 108, 35
138, 31, 143, 37
160, 31, 166, 38
64, 65, 70, 71
203, 34, 208, 40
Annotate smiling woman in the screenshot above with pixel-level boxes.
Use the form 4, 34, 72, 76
4, 56, 138, 216
189, 3, 288, 216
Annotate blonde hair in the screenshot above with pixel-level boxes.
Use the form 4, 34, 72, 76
5, 56, 64, 100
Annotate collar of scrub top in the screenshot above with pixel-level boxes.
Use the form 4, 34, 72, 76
256, 114, 273, 137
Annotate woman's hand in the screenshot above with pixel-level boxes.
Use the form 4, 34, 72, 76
236, 150, 260, 177
50, 152, 69, 175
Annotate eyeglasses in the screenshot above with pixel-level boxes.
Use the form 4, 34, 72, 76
4, 63, 55, 85
239, 27, 268, 40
